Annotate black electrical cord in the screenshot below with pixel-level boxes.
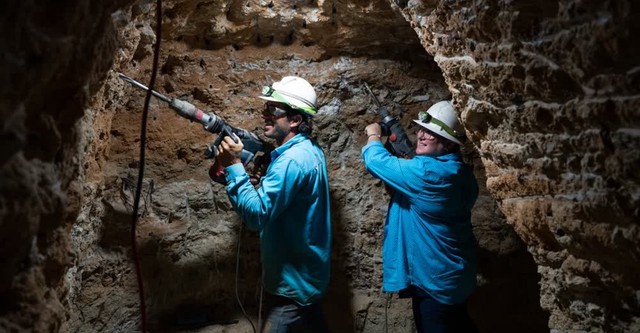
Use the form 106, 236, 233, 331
384, 293, 391, 333
235, 222, 257, 333
130, 0, 162, 331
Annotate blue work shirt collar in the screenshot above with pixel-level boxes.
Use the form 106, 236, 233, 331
271, 133, 309, 160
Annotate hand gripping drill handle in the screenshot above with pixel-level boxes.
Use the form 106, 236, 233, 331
381, 117, 415, 159
363, 83, 415, 158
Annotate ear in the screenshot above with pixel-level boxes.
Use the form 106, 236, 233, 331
288, 114, 303, 128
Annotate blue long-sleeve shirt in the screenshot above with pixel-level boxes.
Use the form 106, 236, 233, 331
362, 141, 478, 305
225, 133, 331, 305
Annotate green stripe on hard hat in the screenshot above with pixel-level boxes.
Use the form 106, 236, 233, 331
259, 76, 318, 117
418, 111, 461, 139
270, 90, 317, 116
413, 101, 466, 145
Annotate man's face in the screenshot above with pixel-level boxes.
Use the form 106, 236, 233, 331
415, 127, 447, 156
262, 102, 291, 142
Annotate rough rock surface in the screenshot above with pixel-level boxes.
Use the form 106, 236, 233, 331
397, 0, 640, 331
1, 0, 638, 333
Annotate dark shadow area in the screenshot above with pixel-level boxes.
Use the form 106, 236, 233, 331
470, 246, 549, 333
323, 189, 357, 333
465, 151, 549, 333
134, 217, 262, 333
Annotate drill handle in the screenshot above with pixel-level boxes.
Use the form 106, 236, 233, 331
386, 122, 415, 158
204, 125, 264, 164
205, 125, 237, 157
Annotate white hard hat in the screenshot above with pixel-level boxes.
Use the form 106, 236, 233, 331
412, 101, 465, 145
259, 76, 318, 117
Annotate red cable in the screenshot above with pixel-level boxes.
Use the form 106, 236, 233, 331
131, 0, 162, 331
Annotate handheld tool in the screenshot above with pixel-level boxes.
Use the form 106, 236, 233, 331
118, 73, 272, 183
363, 83, 415, 158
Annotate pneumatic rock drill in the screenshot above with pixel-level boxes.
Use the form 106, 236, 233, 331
363, 82, 415, 158
118, 73, 272, 184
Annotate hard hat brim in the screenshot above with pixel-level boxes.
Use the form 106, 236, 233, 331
258, 95, 280, 103
413, 120, 462, 145
258, 95, 317, 117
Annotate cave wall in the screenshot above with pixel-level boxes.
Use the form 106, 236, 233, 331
1, 0, 638, 332
0, 1, 135, 332
396, 0, 640, 331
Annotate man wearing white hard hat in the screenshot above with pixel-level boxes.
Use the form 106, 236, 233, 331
362, 100, 479, 333
217, 76, 331, 333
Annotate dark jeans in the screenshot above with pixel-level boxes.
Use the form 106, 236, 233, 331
262, 294, 328, 333
401, 286, 478, 333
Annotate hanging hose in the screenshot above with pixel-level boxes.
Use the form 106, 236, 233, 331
130, 0, 162, 331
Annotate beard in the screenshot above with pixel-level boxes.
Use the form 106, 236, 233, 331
265, 124, 290, 144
